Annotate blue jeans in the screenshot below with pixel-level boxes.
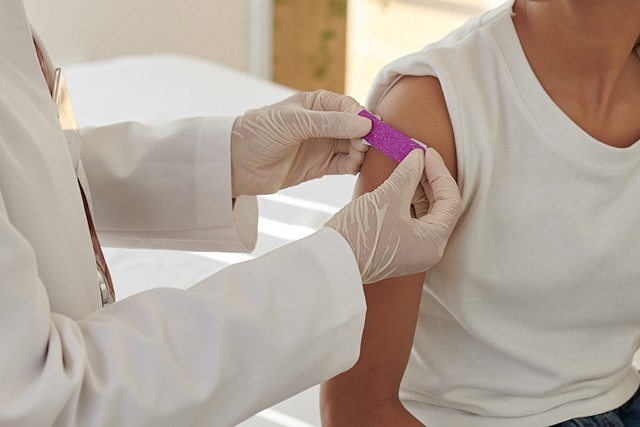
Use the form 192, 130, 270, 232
552, 387, 640, 426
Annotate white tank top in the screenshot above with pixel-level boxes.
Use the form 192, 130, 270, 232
367, 2, 640, 425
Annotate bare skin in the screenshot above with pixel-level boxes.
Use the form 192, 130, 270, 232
513, 0, 640, 147
320, 0, 640, 425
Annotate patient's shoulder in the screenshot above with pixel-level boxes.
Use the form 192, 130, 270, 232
356, 75, 457, 196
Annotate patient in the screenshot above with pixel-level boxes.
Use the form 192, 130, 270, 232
320, 0, 640, 425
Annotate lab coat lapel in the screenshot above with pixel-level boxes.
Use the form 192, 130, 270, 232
0, 0, 102, 316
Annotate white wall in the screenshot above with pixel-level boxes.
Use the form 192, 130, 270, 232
24, 0, 252, 71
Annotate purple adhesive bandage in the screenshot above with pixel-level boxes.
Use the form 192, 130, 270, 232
358, 110, 427, 163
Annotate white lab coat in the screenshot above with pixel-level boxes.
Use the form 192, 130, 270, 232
0, 1, 366, 426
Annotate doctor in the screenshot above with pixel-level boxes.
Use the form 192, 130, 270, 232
1, 1, 460, 426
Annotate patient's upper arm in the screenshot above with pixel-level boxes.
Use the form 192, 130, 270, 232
320, 75, 456, 426
356, 75, 457, 197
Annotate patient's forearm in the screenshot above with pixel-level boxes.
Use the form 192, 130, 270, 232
320, 393, 424, 426
320, 274, 424, 426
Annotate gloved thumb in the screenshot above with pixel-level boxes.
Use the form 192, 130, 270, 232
415, 147, 461, 239
380, 149, 425, 209
421, 148, 459, 217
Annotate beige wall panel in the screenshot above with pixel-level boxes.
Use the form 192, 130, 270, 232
24, 0, 250, 71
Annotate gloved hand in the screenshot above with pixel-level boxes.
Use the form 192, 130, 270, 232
230, 90, 372, 197
325, 148, 461, 284
411, 171, 432, 219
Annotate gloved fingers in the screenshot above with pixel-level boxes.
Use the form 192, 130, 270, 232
348, 140, 368, 166
326, 140, 368, 175
376, 149, 424, 206
300, 89, 365, 114
411, 179, 429, 218
287, 90, 371, 141
294, 110, 371, 141
350, 137, 370, 153
333, 138, 370, 155
329, 153, 360, 175
400, 150, 426, 208
426, 173, 436, 213
412, 164, 435, 218
417, 147, 461, 231
424, 147, 456, 188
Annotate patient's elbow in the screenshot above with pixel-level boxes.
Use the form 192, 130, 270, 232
320, 380, 420, 426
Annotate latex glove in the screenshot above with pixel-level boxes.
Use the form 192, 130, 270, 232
325, 148, 461, 284
230, 90, 372, 197
411, 171, 432, 218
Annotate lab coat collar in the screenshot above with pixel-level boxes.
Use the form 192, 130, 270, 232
0, 0, 103, 317
0, 0, 52, 102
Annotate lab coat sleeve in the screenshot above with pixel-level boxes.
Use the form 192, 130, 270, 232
0, 196, 366, 427
78, 116, 258, 252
